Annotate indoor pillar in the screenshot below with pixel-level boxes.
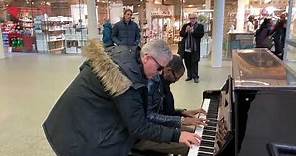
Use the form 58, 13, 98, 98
0, 29, 4, 59
236, 0, 248, 31
211, 0, 225, 67
87, 0, 99, 40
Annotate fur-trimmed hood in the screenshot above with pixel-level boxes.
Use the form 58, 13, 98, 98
82, 40, 132, 97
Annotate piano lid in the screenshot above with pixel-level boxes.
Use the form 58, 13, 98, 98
232, 48, 296, 90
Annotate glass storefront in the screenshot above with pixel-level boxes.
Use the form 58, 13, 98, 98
0, 0, 90, 54
0, 0, 214, 55
0, 0, 291, 58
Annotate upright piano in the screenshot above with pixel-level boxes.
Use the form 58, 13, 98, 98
188, 48, 296, 156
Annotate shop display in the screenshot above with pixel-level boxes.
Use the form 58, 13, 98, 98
34, 15, 73, 54
145, 2, 174, 43
64, 25, 87, 54
0, 21, 34, 52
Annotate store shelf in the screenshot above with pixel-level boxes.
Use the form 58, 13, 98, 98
48, 39, 65, 42
48, 29, 66, 32
49, 47, 64, 51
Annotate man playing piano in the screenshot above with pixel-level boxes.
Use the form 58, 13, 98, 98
133, 55, 207, 155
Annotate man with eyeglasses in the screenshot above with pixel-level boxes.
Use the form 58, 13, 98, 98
112, 9, 140, 50
132, 55, 207, 155
180, 13, 204, 83
43, 40, 202, 156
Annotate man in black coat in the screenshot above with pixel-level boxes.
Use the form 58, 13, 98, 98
180, 13, 204, 83
42, 39, 201, 156
147, 55, 207, 128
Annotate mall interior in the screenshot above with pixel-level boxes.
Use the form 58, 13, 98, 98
0, 0, 296, 155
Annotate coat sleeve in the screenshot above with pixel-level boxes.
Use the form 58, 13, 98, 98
147, 112, 181, 128
113, 88, 181, 142
112, 23, 121, 45
180, 24, 188, 38
192, 24, 204, 39
146, 81, 181, 128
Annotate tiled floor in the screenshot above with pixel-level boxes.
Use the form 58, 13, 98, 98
0, 53, 231, 155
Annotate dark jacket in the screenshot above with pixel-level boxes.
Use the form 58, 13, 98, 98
179, 23, 204, 61
146, 75, 184, 128
112, 20, 140, 46
42, 42, 180, 156
102, 22, 113, 47
272, 19, 286, 56
255, 27, 272, 48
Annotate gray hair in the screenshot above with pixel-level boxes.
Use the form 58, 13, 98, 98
140, 39, 172, 62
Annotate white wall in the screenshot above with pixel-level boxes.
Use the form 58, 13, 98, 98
110, 3, 123, 24
71, 4, 88, 25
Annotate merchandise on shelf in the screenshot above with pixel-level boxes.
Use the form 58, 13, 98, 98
34, 15, 77, 54
0, 21, 35, 52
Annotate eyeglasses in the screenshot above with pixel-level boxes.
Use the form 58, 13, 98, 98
189, 17, 196, 20
150, 56, 164, 71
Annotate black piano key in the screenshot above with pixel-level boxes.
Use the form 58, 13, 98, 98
198, 147, 214, 153
200, 140, 215, 147
199, 147, 215, 153
202, 135, 215, 141
207, 122, 217, 127
207, 114, 218, 119
208, 118, 218, 122
204, 126, 216, 131
203, 130, 216, 136
207, 111, 217, 115
197, 153, 213, 156
198, 152, 213, 156
209, 108, 218, 112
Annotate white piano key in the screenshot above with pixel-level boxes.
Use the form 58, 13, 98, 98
188, 98, 211, 156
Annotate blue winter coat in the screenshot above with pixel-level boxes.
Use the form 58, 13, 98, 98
103, 22, 113, 47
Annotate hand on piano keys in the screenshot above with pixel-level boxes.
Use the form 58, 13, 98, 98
182, 117, 208, 127
182, 109, 207, 118
188, 98, 219, 156
179, 131, 202, 148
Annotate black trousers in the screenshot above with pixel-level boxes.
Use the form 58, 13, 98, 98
184, 51, 199, 79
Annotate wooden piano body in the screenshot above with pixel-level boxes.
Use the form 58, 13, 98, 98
188, 48, 296, 156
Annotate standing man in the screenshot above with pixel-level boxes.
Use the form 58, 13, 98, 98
180, 13, 204, 83
112, 9, 140, 50
272, 13, 287, 60
42, 39, 201, 156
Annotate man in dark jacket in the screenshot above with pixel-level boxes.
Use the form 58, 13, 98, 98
133, 55, 207, 155
112, 9, 140, 48
42, 39, 201, 156
147, 55, 207, 129
180, 13, 204, 83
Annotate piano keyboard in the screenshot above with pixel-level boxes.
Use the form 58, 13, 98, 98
188, 98, 219, 156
